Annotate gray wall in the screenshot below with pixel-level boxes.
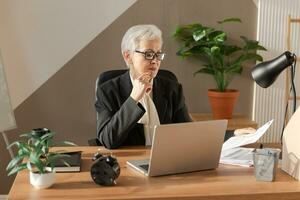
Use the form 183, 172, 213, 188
1, 0, 257, 194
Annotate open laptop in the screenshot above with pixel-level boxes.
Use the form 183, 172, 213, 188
127, 120, 228, 176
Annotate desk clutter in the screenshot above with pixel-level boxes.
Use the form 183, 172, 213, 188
220, 120, 275, 168
253, 148, 280, 181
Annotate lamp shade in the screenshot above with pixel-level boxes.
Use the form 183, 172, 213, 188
251, 51, 295, 88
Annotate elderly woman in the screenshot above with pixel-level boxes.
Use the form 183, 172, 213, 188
95, 24, 191, 149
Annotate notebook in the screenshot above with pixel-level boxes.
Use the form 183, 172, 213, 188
51, 151, 82, 172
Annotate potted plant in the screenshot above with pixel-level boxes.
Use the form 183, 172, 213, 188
173, 17, 267, 119
6, 128, 76, 189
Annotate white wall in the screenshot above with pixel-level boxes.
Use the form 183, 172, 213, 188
254, 0, 300, 143
0, 0, 136, 109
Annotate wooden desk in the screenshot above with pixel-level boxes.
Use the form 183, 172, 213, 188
191, 113, 258, 130
8, 146, 300, 200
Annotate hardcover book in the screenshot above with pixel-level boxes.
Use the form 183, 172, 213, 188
51, 151, 82, 172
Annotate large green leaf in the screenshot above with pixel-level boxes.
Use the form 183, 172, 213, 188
241, 37, 267, 51
241, 53, 263, 62
212, 32, 226, 43
194, 67, 215, 76
173, 23, 203, 39
193, 29, 207, 41
225, 64, 243, 74
211, 46, 220, 55
192, 27, 215, 42
222, 45, 241, 56
218, 17, 242, 24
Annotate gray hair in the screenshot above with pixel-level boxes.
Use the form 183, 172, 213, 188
121, 25, 163, 66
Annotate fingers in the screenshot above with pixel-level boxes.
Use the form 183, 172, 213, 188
137, 72, 153, 83
130, 72, 153, 101
146, 85, 152, 93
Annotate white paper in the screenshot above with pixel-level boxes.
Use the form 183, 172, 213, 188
220, 147, 254, 167
219, 119, 274, 167
222, 119, 274, 151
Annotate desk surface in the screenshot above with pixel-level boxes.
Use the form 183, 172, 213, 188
191, 113, 258, 130
8, 146, 300, 200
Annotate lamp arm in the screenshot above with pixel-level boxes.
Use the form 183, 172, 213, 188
280, 54, 297, 144
291, 54, 297, 113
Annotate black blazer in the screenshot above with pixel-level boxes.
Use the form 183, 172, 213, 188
95, 71, 191, 149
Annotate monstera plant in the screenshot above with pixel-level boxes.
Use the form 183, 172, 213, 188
173, 17, 267, 119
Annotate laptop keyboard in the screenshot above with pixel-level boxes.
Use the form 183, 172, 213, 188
139, 164, 149, 171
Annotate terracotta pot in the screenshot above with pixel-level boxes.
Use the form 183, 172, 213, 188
207, 89, 240, 119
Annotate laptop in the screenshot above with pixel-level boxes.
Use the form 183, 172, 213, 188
127, 120, 228, 176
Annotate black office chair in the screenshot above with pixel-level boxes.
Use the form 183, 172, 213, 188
88, 69, 178, 146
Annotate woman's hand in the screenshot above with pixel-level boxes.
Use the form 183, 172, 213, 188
130, 72, 153, 102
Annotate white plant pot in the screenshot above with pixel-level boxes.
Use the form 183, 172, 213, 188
29, 171, 55, 189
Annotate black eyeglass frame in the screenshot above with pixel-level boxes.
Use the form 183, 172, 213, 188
135, 50, 166, 61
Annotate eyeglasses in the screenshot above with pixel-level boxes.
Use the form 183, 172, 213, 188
135, 50, 166, 61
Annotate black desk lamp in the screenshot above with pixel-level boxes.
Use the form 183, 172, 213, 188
251, 51, 297, 113
251, 51, 297, 142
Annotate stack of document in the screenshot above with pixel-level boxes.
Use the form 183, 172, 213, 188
220, 119, 274, 167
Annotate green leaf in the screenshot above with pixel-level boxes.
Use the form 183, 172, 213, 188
211, 46, 220, 55
202, 47, 213, 57
7, 142, 30, 156
40, 132, 55, 141
7, 141, 21, 149
19, 132, 34, 138
7, 163, 27, 176
55, 141, 77, 146
212, 32, 226, 43
17, 145, 30, 157
6, 155, 24, 171
29, 152, 45, 173
225, 64, 243, 74
218, 17, 242, 24
27, 161, 33, 171
173, 23, 203, 40
47, 153, 71, 168
256, 45, 267, 51
193, 30, 206, 41
222, 45, 241, 56
194, 67, 215, 76
240, 35, 249, 43
242, 53, 263, 62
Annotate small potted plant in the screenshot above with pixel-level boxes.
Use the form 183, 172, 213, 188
6, 128, 76, 189
173, 17, 267, 119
